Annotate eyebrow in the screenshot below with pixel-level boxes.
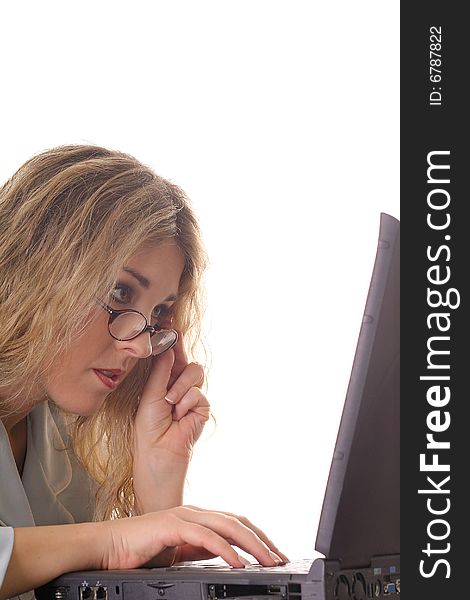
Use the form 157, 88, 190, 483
123, 267, 177, 302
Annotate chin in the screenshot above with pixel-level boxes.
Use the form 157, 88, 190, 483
49, 392, 109, 418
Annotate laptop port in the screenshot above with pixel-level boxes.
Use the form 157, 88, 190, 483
207, 584, 287, 599
79, 586, 108, 600
383, 582, 396, 595
333, 575, 350, 600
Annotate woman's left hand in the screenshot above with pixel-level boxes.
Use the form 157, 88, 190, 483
133, 332, 210, 513
135, 331, 209, 458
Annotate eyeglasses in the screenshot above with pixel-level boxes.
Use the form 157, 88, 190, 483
97, 300, 178, 356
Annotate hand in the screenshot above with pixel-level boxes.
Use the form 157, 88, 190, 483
133, 332, 210, 513
172, 507, 290, 565
134, 331, 210, 461
101, 505, 289, 570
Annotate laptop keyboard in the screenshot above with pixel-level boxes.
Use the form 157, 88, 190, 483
242, 558, 312, 573
170, 558, 313, 573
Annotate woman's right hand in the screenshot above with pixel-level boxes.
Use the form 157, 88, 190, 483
1, 507, 289, 598
100, 505, 288, 569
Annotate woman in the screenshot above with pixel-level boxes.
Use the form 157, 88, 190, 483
0, 145, 287, 599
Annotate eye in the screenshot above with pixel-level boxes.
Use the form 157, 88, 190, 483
109, 283, 133, 305
151, 304, 172, 326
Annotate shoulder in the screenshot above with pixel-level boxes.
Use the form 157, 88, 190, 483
25, 401, 97, 524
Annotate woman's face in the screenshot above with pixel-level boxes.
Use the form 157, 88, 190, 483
44, 242, 185, 416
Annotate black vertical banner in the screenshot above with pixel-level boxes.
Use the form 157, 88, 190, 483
401, 3, 467, 599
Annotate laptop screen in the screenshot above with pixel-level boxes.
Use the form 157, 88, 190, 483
314, 213, 400, 569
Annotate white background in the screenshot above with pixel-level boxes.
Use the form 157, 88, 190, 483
0, 1, 399, 559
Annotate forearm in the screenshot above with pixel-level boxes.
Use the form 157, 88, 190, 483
1, 522, 105, 599
133, 451, 189, 514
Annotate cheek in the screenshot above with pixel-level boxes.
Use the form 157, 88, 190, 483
73, 308, 114, 355
49, 318, 112, 378
81, 322, 111, 352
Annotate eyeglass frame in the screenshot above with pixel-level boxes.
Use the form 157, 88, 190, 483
97, 299, 178, 354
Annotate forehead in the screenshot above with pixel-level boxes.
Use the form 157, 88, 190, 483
123, 243, 185, 291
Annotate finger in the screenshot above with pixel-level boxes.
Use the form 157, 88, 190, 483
162, 520, 249, 569
226, 514, 289, 563
172, 387, 210, 422
165, 362, 205, 404
174, 544, 217, 563
167, 330, 190, 386
175, 507, 284, 566
141, 349, 175, 401
184, 506, 289, 563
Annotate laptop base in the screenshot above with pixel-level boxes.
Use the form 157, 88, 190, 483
36, 554, 400, 600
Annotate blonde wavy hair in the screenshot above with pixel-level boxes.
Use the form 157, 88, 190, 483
0, 144, 208, 520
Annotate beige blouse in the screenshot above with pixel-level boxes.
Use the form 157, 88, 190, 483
0, 401, 96, 599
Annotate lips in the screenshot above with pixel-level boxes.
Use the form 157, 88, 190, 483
93, 368, 124, 390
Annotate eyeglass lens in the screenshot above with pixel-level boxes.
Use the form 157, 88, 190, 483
150, 330, 178, 355
109, 312, 177, 355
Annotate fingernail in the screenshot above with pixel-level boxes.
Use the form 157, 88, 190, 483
165, 392, 177, 404
268, 551, 283, 564
237, 554, 252, 567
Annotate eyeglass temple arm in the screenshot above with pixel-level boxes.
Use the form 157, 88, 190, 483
96, 299, 114, 315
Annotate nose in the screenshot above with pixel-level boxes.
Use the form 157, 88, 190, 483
115, 331, 153, 359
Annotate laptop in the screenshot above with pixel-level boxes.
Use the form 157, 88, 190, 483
36, 212, 400, 600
